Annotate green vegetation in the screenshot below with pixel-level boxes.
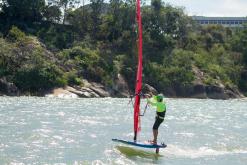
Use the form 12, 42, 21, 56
0, 0, 246, 96
0, 26, 66, 92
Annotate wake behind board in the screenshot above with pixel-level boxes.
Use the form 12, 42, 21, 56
112, 139, 167, 149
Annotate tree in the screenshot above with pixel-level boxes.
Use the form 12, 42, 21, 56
58, 0, 80, 24
236, 28, 247, 65
98, 0, 124, 41
107, 0, 123, 40
0, 1, 3, 10
66, 6, 90, 37
47, 0, 80, 24
1, 0, 45, 22
90, 0, 104, 39
43, 5, 61, 23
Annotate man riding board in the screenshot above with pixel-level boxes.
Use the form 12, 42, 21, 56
147, 94, 166, 144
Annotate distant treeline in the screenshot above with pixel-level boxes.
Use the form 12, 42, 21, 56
0, 0, 247, 96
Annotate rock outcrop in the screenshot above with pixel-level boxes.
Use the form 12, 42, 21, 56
205, 85, 242, 99
46, 87, 78, 98
0, 78, 19, 96
174, 66, 245, 99
111, 74, 130, 97
168, 83, 243, 99
89, 82, 111, 97
143, 84, 158, 96
46, 80, 111, 98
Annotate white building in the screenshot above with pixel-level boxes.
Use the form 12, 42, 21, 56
192, 16, 247, 27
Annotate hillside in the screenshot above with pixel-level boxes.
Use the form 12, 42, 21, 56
0, 0, 247, 99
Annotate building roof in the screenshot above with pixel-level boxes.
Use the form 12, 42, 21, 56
192, 16, 247, 21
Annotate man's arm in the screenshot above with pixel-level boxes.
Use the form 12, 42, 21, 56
147, 96, 158, 106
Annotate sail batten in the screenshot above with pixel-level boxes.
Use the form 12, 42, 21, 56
133, 0, 143, 141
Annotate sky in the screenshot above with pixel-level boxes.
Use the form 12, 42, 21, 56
164, 0, 247, 17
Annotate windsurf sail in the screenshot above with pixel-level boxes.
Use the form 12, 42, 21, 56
133, 0, 143, 141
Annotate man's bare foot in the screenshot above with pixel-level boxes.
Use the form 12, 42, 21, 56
148, 140, 157, 144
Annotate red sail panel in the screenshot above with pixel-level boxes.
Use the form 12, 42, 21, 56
133, 0, 143, 141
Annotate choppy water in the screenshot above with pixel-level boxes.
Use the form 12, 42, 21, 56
0, 97, 246, 165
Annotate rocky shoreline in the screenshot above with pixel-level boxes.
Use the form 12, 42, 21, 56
0, 76, 244, 99
164, 83, 244, 100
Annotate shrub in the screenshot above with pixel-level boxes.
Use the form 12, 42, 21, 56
7, 26, 26, 42
65, 71, 82, 86
14, 64, 66, 92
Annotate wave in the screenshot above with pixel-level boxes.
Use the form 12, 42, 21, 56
162, 145, 247, 158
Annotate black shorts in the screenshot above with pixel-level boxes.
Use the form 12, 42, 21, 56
153, 111, 165, 130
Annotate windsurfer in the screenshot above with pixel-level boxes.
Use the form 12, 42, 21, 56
147, 94, 166, 144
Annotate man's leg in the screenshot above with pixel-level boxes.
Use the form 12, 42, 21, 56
153, 129, 158, 144
152, 117, 164, 144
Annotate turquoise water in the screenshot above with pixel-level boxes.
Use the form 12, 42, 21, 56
0, 97, 246, 164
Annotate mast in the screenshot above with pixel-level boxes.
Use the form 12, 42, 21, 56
133, 0, 143, 141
